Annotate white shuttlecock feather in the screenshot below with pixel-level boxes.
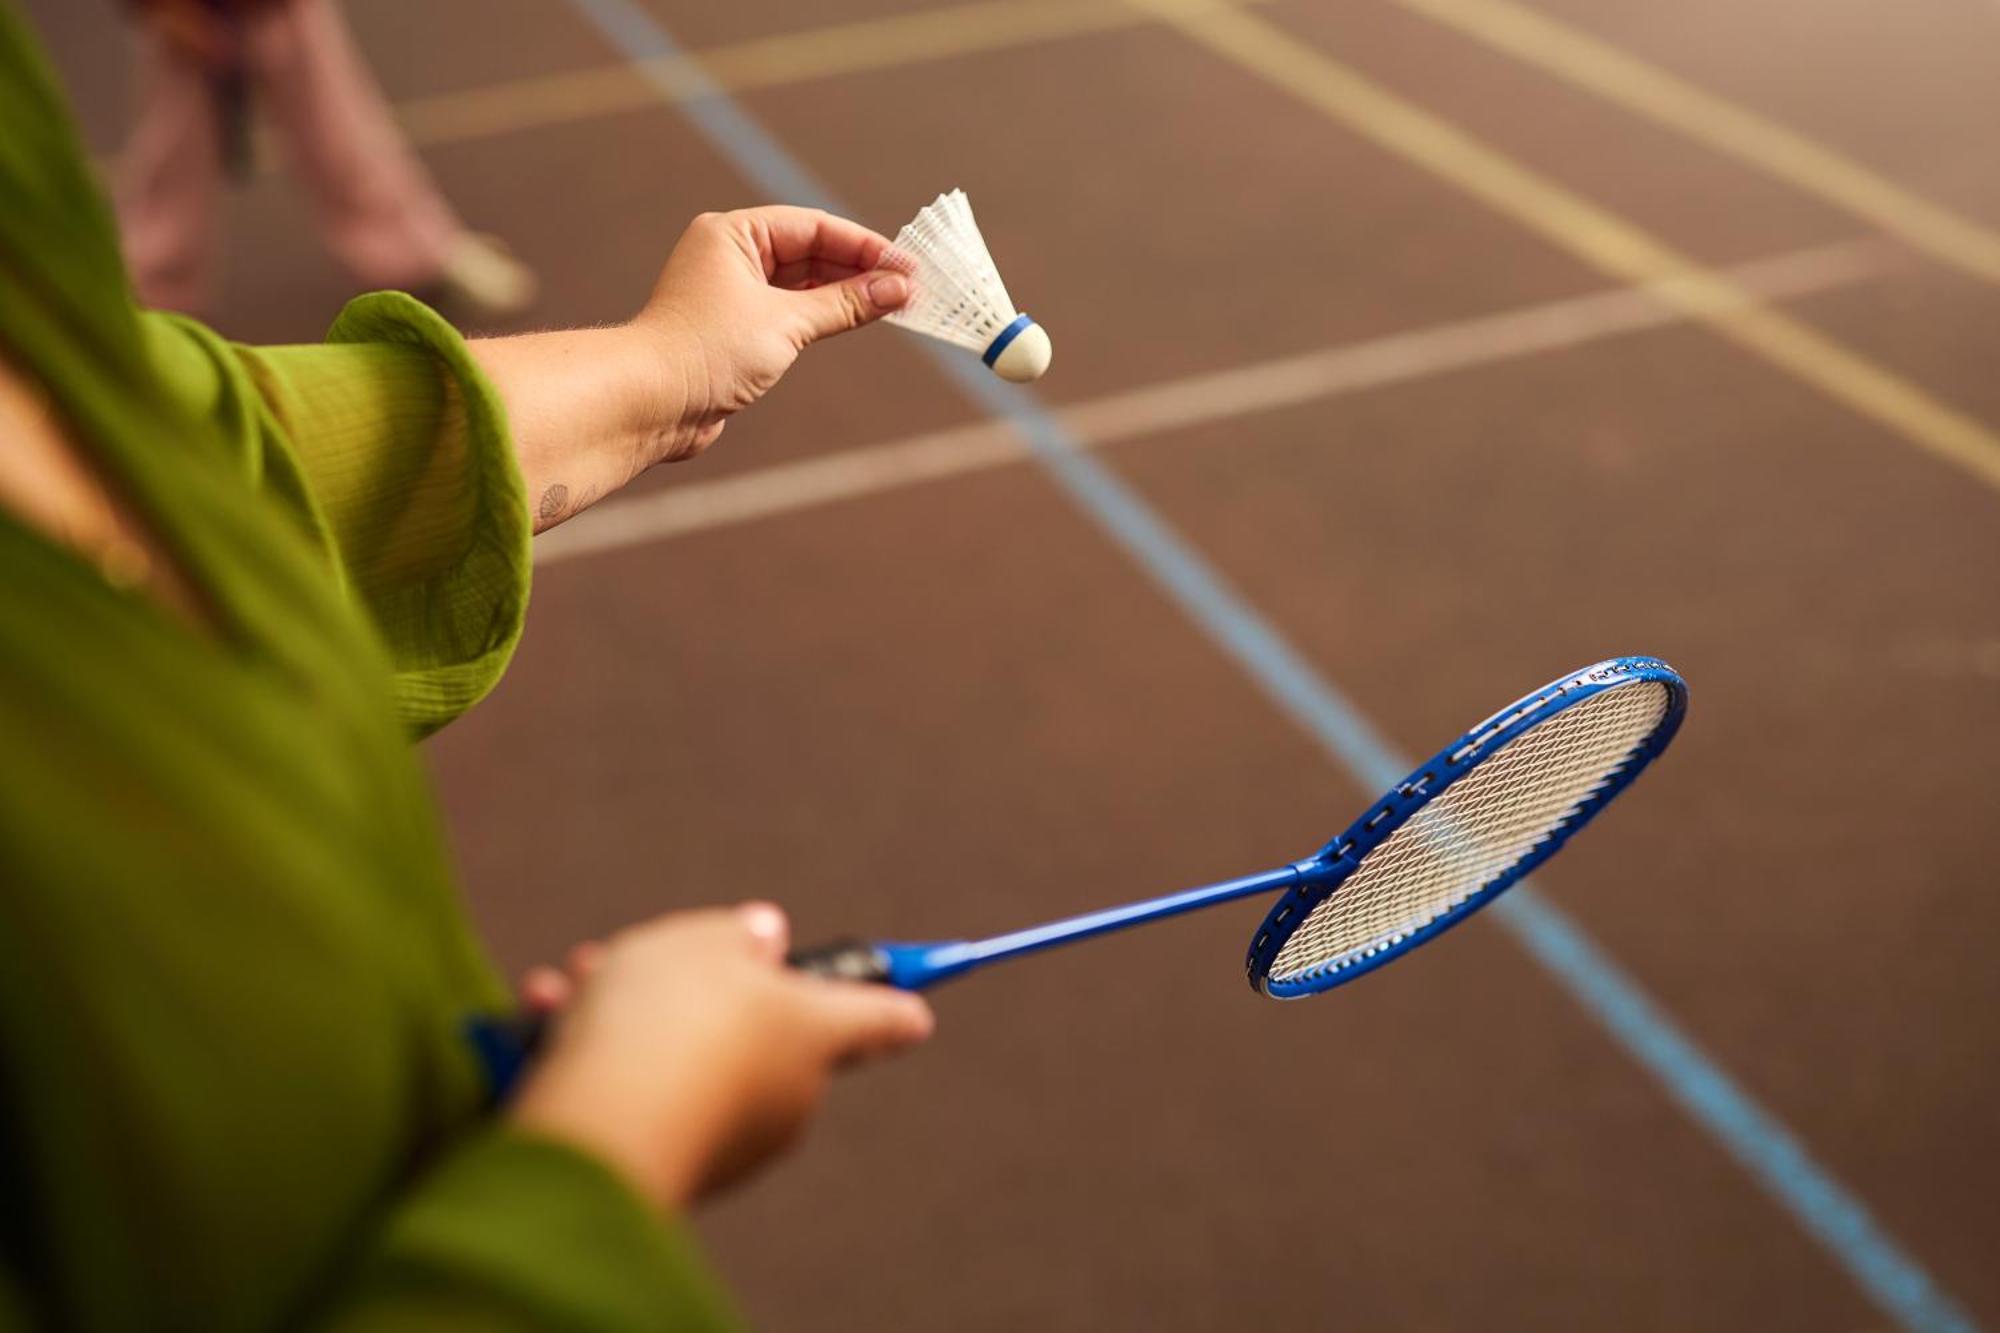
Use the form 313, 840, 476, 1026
882, 189, 1051, 383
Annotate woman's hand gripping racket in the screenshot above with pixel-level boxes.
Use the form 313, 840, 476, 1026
473, 658, 1684, 1093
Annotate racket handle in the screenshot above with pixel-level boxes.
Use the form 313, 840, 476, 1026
786, 938, 892, 984
464, 1011, 547, 1105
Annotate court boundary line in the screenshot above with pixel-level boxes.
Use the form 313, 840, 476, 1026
1385, 0, 2000, 290
389, 0, 1266, 150
553, 1, 1979, 1328
536, 237, 1896, 564
1127, 0, 2000, 502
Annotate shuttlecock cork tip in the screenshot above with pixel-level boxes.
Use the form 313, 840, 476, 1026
984, 315, 1052, 383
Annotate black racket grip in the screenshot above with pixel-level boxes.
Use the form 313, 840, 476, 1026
488, 1011, 548, 1054
464, 1011, 547, 1106
786, 938, 892, 984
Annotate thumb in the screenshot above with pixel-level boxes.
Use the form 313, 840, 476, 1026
805, 981, 936, 1064
736, 901, 791, 963
791, 271, 909, 344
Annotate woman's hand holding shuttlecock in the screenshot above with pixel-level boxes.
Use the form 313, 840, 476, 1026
472, 205, 908, 531
470, 197, 1045, 536
635, 206, 912, 460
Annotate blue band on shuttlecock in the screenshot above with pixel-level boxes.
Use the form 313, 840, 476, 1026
982, 314, 1036, 368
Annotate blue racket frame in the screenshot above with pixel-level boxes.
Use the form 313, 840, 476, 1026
1245, 655, 1686, 997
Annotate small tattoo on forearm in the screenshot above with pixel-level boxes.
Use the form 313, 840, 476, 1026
537, 484, 570, 523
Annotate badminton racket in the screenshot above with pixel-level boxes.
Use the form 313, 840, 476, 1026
792, 655, 1685, 995
470, 657, 1684, 1094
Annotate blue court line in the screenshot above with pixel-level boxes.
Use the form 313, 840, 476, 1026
555, 2, 1979, 1327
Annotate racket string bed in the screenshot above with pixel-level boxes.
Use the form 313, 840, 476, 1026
1266, 680, 1671, 986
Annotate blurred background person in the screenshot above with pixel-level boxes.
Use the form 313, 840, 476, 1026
114, 0, 536, 318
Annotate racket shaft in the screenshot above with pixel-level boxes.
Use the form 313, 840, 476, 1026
961, 863, 1307, 965
830, 861, 1315, 989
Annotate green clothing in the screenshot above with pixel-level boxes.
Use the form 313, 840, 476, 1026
0, 8, 733, 1329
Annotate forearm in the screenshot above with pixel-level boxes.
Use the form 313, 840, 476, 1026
467, 322, 691, 532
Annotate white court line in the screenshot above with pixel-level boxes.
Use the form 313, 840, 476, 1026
535, 237, 1897, 566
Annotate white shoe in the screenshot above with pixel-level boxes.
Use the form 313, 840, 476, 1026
431, 232, 538, 320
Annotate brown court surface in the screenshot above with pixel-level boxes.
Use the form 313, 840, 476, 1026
22, 0, 2000, 1327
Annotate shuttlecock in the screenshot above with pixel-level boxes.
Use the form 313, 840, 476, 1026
882, 189, 1051, 383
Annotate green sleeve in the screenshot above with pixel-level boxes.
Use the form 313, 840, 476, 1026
317, 1130, 737, 1332
137, 293, 532, 736
0, 1263, 29, 1331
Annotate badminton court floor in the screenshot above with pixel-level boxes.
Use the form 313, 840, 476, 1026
25, 0, 2000, 1327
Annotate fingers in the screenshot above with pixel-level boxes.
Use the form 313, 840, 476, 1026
520, 965, 571, 1015
790, 271, 910, 343
520, 938, 604, 1013
737, 901, 790, 962
595, 901, 933, 1068
770, 256, 866, 291
724, 898, 933, 1059
799, 975, 936, 1063
736, 205, 894, 276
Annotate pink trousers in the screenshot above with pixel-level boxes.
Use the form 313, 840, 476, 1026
117, 0, 463, 311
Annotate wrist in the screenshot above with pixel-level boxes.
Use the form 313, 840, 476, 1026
622, 309, 714, 461
471, 322, 704, 530
564, 320, 701, 482
508, 1046, 720, 1212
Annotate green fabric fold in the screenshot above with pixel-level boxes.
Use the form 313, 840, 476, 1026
326, 1130, 736, 1332
141, 293, 532, 735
